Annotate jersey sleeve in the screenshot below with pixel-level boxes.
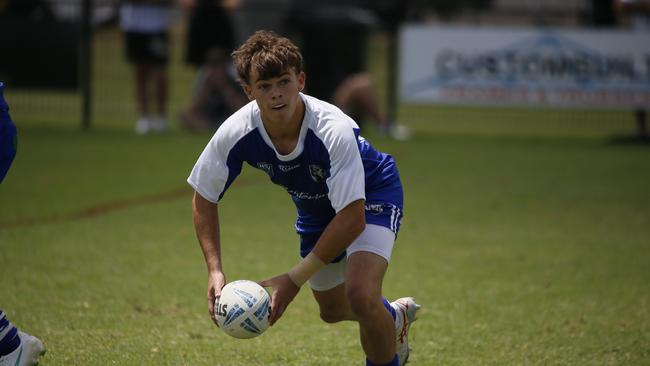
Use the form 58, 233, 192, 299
325, 121, 366, 213
187, 127, 242, 203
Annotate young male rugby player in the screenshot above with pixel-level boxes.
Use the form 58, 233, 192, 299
188, 31, 419, 366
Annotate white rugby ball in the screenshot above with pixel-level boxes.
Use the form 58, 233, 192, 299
214, 280, 271, 339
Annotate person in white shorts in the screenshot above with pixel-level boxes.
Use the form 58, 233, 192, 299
187, 30, 420, 366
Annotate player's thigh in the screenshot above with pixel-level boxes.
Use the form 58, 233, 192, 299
345, 251, 388, 298
311, 283, 353, 323
345, 224, 394, 304
345, 252, 388, 315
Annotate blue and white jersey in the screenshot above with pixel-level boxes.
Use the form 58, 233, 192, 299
188, 93, 402, 237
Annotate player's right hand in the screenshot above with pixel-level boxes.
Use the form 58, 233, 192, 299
207, 270, 226, 326
259, 273, 300, 326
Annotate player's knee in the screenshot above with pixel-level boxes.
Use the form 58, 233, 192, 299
346, 285, 376, 317
319, 308, 345, 324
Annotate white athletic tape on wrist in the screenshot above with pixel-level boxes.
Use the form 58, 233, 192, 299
288, 252, 325, 287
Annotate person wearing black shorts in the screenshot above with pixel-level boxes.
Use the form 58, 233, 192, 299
120, 0, 172, 134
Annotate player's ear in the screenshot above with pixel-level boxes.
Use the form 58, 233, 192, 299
298, 72, 306, 92
242, 83, 254, 101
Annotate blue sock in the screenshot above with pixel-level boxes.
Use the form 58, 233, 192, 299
0, 311, 21, 356
382, 298, 396, 321
366, 300, 398, 366
366, 354, 399, 366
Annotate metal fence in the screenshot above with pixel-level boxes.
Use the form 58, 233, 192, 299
1, 0, 632, 131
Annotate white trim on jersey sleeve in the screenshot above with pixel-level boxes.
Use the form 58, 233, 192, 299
187, 103, 256, 203
187, 138, 228, 203
325, 123, 366, 212
305, 97, 366, 213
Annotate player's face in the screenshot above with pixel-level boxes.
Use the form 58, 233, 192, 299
244, 68, 305, 125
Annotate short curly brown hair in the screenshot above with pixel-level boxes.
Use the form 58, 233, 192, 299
231, 30, 304, 86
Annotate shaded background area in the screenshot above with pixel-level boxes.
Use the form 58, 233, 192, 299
0, 0, 643, 134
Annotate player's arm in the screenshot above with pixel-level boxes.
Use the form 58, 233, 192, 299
260, 199, 365, 325
310, 199, 365, 263
192, 191, 226, 325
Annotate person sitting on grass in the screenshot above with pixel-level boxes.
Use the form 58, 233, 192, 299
179, 48, 248, 132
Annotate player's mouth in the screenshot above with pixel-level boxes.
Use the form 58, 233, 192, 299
271, 103, 287, 110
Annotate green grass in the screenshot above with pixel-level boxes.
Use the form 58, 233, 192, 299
1, 28, 650, 365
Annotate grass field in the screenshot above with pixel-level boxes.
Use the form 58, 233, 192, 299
1, 27, 650, 365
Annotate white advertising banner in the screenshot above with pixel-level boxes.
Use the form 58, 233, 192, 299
399, 25, 650, 109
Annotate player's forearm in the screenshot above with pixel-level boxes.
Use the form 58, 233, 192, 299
192, 192, 223, 273
288, 199, 365, 286
312, 199, 366, 262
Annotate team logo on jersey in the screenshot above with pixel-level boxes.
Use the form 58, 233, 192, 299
309, 165, 326, 182
278, 163, 300, 172
256, 162, 274, 178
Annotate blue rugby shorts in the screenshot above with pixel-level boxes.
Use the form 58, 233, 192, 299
299, 201, 404, 262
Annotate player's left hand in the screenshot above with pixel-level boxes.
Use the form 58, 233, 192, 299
259, 273, 300, 326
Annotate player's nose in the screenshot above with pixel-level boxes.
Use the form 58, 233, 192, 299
270, 84, 282, 99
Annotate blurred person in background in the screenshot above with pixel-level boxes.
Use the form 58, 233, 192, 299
0, 83, 46, 365
614, 0, 650, 29
180, 0, 244, 132
119, 0, 173, 135
614, 0, 649, 139
179, 48, 248, 132
182, 0, 239, 68
287, 0, 411, 140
